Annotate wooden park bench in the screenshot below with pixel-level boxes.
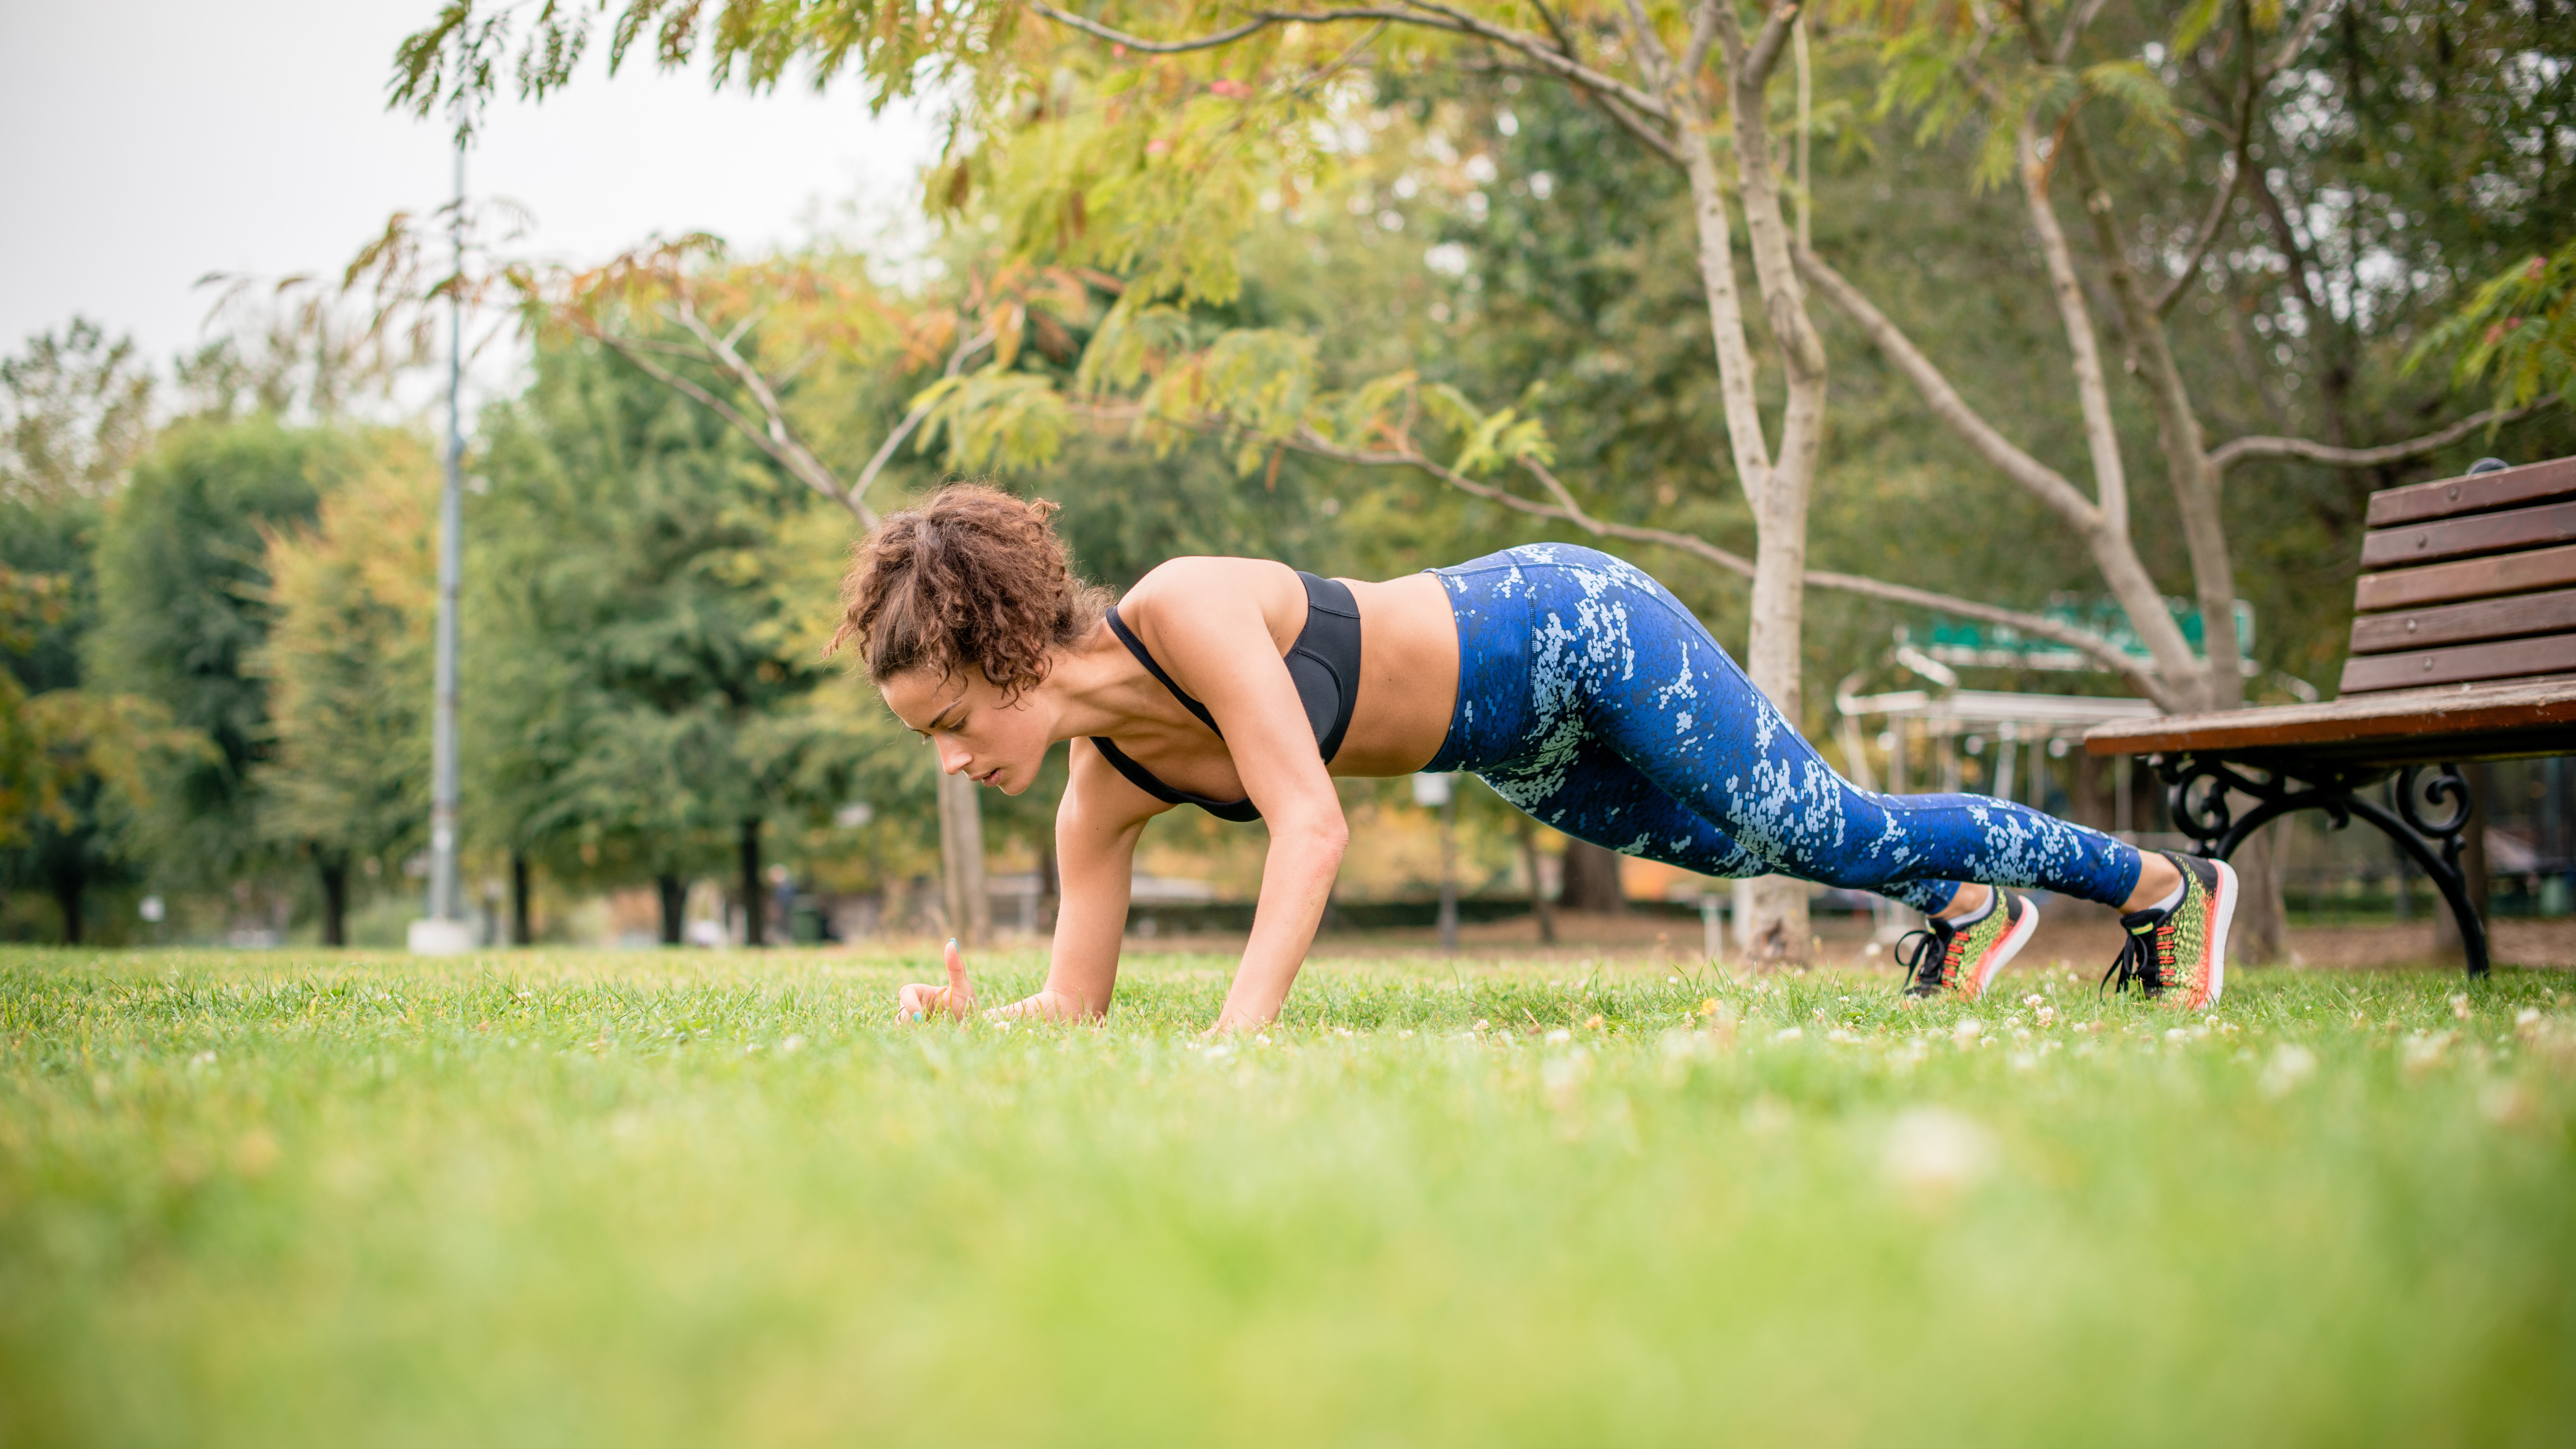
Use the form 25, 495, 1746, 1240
2085, 454, 2576, 977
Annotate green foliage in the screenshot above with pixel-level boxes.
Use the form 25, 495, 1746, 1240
5, 948, 2574, 1444
912, 369, 1072, 474
86, 418, 349, 885
252, 432, 440, 873
469, 339, 867, 888
0, 561, 204, 941
0, 318, 154, 507
2408, 239, 2576, 412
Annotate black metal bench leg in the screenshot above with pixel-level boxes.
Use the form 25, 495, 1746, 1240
2155, 756, 2489, 980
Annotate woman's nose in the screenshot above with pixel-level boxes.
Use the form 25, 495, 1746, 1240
936, 738, 972, 775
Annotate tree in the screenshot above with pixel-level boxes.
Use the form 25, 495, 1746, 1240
397, 0, 2568, 960
86, 417, 346, 901
253, 431, 440, 945
1, 317, 154, 508
470, 336, 852, 945
1, 320, 192, 942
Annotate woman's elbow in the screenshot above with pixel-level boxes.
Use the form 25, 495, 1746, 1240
1279, 812, 1349, 861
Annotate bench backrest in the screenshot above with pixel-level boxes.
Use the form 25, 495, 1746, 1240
2341, 455, 2576, 695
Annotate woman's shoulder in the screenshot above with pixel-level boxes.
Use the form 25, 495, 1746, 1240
1119, 557, 1309, 653
1121, 556, 1301, 608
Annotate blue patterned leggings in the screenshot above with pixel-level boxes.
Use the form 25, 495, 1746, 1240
1421, 545, 2143, 913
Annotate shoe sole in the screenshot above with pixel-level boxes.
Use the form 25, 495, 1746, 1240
2189, 860, 2236, 1012
1962, 896, 2040, 1002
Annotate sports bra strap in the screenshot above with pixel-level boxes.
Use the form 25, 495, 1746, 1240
1102, 607, 1223, 737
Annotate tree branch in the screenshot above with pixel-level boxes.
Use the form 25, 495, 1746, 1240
1022, 1, 1282, 53
1742, 3, 1800, 90
1680, 0, 1723, 80
850, 327, 996, 512
2259, 0, 2342, 81
1590, 90, 1685, 166
2207, 398, 2556, 474
663, 298, 869, 523
579, 321, 872, 521
2051, 0, 2110, 64
2155, 11, 2262, 317
2151, 153, 2244, 316
1024, 0, 1673, 121
1792, 244, 2101, 529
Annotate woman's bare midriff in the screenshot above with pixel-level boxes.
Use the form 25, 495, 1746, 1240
1330, 572, 1460, 777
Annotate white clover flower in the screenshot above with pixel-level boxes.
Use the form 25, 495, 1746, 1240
1882, 1107, 1997, 1196
2258, 1043, 2317, 1098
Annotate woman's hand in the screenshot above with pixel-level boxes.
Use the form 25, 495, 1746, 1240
989, 987, 1093, 1023
896, 939, 977, 1023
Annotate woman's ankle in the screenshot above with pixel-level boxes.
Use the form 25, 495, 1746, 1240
1932, 882, 1993, 922
2119, 852, 2184, 915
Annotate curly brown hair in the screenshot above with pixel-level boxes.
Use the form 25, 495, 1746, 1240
828, 483, 1112, 701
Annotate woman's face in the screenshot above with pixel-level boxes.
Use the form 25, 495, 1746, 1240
878, 665, 1052, 796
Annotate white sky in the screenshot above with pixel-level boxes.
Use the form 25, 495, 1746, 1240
0, 0, 944, 373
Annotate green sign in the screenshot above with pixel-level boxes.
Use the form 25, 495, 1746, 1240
1914, 596, 2253, 673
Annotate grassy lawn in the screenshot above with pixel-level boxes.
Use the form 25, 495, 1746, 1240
4, 945, 2572, 1447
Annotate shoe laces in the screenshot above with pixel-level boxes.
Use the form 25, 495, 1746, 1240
2103, 919, 2176, 997
1895, 925, 1964, 996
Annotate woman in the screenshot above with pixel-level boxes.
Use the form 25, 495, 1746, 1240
841, 485, 2232, 1033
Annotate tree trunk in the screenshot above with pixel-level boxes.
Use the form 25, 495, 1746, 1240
1516, 813, 1557, 945
936, 770, 990, 947
49, 860, 84, 946
1665, 12, 1827, 962
739, 818, 765, 948
1560, 839, 1627, 915
2229, 822, 2287, 965
318, 854, 349, 947
656, 874, 686, 946
510, 852, 532, 945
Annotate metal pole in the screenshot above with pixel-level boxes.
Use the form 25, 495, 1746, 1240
429, 136, 465, 925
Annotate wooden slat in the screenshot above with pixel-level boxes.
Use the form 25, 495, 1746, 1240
2348, 586, 2576, 655
2366, 456, 2576, 528
2339, 632, 2576, 693
2083, 676, 2576, 760
2360, 499, 2576, 569
2353, 541, 2576, 612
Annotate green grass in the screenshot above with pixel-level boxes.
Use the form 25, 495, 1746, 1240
4, 946, 2572, 1447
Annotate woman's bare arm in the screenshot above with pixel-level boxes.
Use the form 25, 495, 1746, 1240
996, 740, 1160, 1021
1129, 559, 1350, 1032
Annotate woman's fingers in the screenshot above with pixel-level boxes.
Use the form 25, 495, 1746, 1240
941, 939, 977, 1020
896, 981, 939, 1021
895, 941, 978, 1024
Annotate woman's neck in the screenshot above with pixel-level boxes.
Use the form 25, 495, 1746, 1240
1036, 619, 1184, 745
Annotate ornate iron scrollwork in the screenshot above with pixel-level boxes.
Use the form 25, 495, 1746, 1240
2151, 752, 2487, 978
2393, 764, 2474, 841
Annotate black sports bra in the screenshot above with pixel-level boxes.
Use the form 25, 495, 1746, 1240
1090, 571, 1362, 822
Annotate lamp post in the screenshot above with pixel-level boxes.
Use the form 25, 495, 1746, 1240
1413, 772, 1458, 953
410, 131, 472, 956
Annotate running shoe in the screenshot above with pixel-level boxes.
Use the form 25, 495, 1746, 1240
1895, 890, 2038, 1001
2102, 852, 2235, 1011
